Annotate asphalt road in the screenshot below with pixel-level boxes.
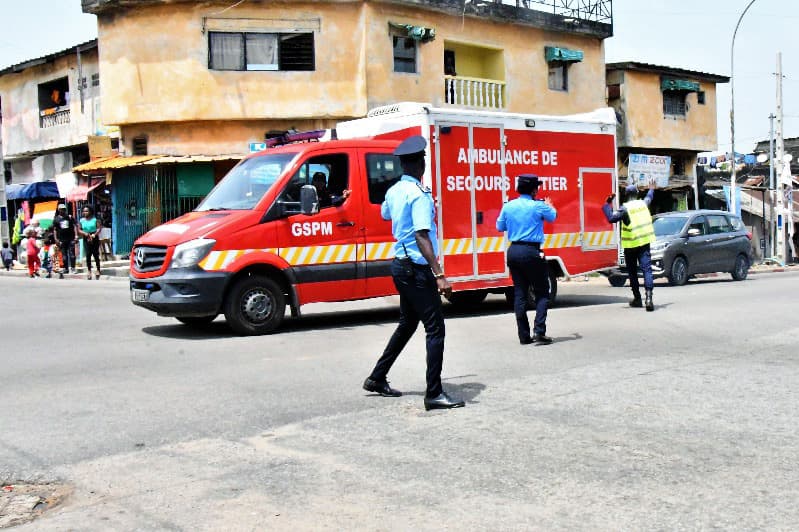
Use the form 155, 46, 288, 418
1, 271, 798, 530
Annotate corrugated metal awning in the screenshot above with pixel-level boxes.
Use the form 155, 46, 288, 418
73, 155, 162, 172
72, 154, 243, 172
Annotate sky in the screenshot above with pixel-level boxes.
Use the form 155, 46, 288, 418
0, 0, 796, 152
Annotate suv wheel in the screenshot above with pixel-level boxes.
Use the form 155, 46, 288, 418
731, 254, 749, 281
223, 275, 286, 335
668, 256, 689, 286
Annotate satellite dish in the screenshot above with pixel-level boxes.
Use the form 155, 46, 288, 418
756, 153, 769, 163
783, 153, 794, 163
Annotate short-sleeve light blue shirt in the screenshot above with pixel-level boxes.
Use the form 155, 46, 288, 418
496, 194, 557, 243
381, 175, 438, 265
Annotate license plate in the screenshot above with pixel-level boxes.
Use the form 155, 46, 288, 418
131, 289, 150, 302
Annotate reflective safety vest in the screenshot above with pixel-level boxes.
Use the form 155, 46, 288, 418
620, 199, 655, 249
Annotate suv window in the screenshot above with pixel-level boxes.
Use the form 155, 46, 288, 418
729, 216, 746, 231
706, 214, 733, 234
688, 215, 707, 235
366, 153, 402, 204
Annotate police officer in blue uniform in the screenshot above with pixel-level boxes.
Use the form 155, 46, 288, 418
496, 174, 558, 345
363, 135, 465, 411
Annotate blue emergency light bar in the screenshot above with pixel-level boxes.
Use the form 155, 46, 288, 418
265, 129, 328, 148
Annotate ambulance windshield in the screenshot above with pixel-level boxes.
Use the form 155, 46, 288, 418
196, 153, 297, 211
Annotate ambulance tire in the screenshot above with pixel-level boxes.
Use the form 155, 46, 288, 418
223, 275, 286, 335
608, 275, 627, 287
176, 315, 217, 327
447, 290, 488, 307
503, 273, 558, 310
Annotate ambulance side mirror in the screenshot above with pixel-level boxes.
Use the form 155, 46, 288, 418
300, 184, 320, 216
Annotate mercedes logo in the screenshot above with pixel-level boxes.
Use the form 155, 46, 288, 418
134, 247, 146, 270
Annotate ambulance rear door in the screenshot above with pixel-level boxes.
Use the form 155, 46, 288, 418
579, 167, 617, 251
433, 121, 508, 281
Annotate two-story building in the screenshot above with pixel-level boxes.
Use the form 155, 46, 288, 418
606, 61, 729, 213
0, 39, 115, 244
79, 0, 614, 254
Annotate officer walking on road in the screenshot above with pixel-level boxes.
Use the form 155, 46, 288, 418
496, 174, 558, 345
603, 181, 656, 311
363, 135, 465, 411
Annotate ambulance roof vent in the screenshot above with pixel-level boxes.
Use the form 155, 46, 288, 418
264, 129, 332, 148
367, 102, 430, 118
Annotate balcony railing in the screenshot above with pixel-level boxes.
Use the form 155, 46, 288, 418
40, 107, 71, 128
445, 76, 506, 110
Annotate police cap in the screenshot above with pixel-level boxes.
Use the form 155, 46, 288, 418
517, 174, 540, 188
394, 135, 427, 158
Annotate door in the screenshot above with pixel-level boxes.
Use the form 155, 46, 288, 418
705, 213, 737, 270
272, 151, 363, 302
683, 215, 711, 272
434, 122, 507, 281
579, 168, 617, 251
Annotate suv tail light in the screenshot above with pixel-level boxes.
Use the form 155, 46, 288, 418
746, 231, 752, 240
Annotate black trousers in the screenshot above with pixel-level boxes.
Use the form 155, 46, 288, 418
370, 259, 445, 398
84, 237, 101, 272
507, 243, 549, 341
58, 239, 76, 270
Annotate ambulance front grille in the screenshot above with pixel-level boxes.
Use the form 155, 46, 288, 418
133, 245, 167, 273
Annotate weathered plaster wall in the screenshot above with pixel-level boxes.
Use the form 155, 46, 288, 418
120, 118, 337, 156
0, 49, 102, 158
620, 70, 718, 151
97, 2, 367, 127
364, 2, 606, 113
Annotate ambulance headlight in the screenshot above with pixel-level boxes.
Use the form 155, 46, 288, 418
170, 238, 215, 269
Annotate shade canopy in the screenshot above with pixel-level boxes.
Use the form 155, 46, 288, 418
5, 181, 60, 200
66, 180, 104, 202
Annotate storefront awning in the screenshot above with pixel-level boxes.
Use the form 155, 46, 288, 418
66, 180, 104, 202
73, 154, 243, 172
545, 46, 583, 63
661, 78, 700, 92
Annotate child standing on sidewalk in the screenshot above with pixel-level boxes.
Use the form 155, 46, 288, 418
26, 230, 41, 278
1, 242, 13, 271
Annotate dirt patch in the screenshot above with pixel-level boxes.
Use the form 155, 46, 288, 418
0, 482, 72, 529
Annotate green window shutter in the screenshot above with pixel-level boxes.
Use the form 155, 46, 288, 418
661, 78, 700, 92
545, 46, 584, 63
177, 164, 215, 197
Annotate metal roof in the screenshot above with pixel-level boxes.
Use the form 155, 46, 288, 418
606, 61, 729, 84
0, 39, 98, 76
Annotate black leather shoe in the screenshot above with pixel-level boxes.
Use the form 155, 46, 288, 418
629, 297, 643, 308
532, 334, 553, 345
363, 378, 402, 397
424, 392, 465, 411
520, 337, 533, 345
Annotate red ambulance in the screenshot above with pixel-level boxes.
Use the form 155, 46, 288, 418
129, 102, 618, 335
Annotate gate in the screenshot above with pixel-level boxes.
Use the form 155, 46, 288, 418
113, 164, 205, 255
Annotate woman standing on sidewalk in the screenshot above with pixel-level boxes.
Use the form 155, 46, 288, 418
78, 206, 102, 280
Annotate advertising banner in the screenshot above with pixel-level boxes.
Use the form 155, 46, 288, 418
628, 154, 671, 187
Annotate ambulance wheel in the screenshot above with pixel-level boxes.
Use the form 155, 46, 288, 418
608, 275, 627, 287
547, 272, 558, 306
176, 315, 217, 327
504, 274, 558, 310
447, 290, 488, 307
224, 275, 285, 335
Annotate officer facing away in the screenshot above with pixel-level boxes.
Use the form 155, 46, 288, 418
496, 174, 558, 345
363, 135, 465, 411
603, 181, 656, 311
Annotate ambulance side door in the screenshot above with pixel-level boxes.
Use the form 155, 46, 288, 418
268, 150, 362, 303
357, 149, 402, 297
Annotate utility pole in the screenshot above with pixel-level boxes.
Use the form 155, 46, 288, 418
769, 113, 776, 258
775, 53, 786, 263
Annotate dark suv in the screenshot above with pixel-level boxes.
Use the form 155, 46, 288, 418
609, 210, 753, 286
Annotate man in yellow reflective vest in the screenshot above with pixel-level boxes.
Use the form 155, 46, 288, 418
603, 181, 656, 311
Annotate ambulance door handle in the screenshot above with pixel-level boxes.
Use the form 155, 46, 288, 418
337, 221, 355, 227
476, 212, 484, 224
